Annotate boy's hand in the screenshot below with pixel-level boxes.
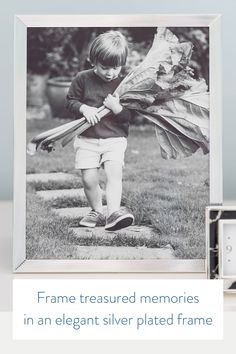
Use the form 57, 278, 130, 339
103, 93, 123, 115
80, 104, 100, 126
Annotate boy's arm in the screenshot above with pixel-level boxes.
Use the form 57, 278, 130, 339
66, 75, 84, 117
66, 74, 100, 125
103, 93, 132, 122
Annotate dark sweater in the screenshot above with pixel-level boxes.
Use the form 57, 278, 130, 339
66, 69, 131, 139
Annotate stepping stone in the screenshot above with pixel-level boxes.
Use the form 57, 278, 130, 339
37, 188, 86, 201
73, 245, 175, 260
37, 188, 105, 201
52, 206, 127, 219
26, 172, 77, 183
52, 206, 107, 218
70, 225, 155, 239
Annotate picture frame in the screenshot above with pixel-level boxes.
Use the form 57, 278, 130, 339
206, 206, 236, 293
13, 14, 222, 273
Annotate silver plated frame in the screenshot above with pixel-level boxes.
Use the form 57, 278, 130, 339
13, 14, 222, 273
206, 206, 236, 293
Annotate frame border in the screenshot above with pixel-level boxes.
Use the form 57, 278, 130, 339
206, 206, 236, 293
13, 14, 222, 273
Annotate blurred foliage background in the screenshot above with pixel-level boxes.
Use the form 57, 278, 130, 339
27, 27, 209, 84
26, 27, 209, 120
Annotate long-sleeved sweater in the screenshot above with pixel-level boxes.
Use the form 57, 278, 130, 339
66, 69, 131, 139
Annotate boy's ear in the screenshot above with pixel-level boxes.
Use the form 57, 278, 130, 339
87, 58, 94, 67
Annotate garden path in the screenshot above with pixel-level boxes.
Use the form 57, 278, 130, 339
27, 172, 175, 260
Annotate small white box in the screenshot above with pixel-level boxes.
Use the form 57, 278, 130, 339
218, 220, 236, 278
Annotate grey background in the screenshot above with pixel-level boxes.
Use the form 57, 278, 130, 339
0, 0, 235, 201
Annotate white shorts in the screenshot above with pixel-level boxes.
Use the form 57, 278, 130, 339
74, 136, 127, 169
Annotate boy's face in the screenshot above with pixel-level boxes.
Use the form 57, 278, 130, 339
94, 62, 122, 82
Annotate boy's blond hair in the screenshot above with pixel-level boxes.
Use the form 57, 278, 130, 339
89, 30, 128, 67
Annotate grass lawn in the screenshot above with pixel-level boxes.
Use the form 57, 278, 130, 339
26, 118, 209, 259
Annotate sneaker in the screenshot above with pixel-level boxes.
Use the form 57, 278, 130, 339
105, 210, 134, 231
79, 210, 106, 228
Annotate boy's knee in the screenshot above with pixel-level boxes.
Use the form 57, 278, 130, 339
81, 174, 91, 188
81, 170, 97, 189
105, 162, 123, 182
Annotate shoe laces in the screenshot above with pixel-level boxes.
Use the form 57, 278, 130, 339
88, 210, 101, 217
114, 209, 125, 217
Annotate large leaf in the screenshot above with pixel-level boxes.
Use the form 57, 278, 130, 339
149, 96, 209, 139
116, 27, 193, 98
155, 126, 201, 160
136, 91, 209, 159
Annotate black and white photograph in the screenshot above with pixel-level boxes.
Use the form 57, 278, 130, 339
13, 15, 222, 272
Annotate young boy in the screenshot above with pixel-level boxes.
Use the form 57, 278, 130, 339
66, 30, 134, 231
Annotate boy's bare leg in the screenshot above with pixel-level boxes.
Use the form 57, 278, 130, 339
104, 161, 123, 216
81, 168, 103, 213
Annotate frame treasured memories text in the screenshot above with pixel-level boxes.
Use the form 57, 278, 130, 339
14, 14, 222, 273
